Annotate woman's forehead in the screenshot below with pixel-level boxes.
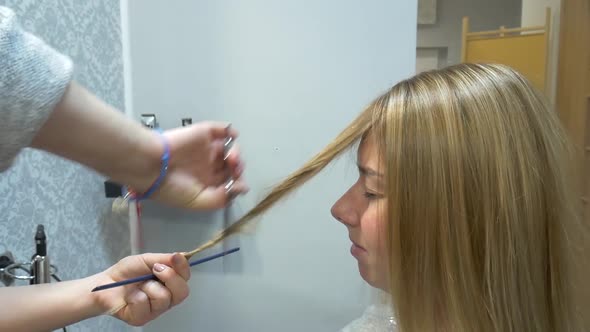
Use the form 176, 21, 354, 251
358, 134, 381, 167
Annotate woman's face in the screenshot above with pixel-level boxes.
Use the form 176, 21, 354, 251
330, 135, 389, 290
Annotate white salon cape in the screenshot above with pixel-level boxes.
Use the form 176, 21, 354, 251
341, 303, 398, 332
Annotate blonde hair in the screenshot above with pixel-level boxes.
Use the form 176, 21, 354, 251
186, 63, 585, 331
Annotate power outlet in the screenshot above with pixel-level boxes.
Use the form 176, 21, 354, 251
0, 251, 15, 286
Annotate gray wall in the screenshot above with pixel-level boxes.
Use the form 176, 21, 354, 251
0, 1, 130, 331
127, 1, 416, 331
418, 0, 522, 65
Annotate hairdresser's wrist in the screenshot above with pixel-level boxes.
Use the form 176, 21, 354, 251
106, 128, 163, 194
85, 273, 122, 317
126, 129, 164, 193
68, 275, 110, 320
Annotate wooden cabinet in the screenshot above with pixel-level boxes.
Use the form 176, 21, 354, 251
555, 0, 590, 220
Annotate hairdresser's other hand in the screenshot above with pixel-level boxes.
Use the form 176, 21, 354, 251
92, 253, 191, 326
135, 122, 249, 210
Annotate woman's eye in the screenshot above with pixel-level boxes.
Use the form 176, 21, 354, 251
364, 192, 378, 200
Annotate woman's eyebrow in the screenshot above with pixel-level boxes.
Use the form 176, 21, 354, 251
357, 163, 383, 177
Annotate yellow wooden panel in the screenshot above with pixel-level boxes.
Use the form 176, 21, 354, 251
466, 34, 547, 92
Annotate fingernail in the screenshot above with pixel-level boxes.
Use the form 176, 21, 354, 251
224, 179, 235, 193
223, 136, 233, 161
223, 150, 232, 161
172, 253, 184, 265
154, 263, 166, 272
224, 136, 233, 147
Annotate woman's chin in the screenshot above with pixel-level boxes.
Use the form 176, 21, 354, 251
358, 263, 388, 291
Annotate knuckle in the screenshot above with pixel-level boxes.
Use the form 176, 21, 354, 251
173, 285, 190, 305
181, 285, 190, 301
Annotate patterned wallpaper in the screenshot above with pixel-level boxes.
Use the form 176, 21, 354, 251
0, 1, 131, 331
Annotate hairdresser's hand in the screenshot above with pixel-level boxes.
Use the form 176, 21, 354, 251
30, 83, 247, 210
92, 253, 191, 327
137, 122, 249, 210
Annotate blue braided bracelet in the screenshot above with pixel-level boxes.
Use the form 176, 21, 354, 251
132, 130, 170, 201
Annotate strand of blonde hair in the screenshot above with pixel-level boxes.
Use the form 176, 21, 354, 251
183, 105, 377, 258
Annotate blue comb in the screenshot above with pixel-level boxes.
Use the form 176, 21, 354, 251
91, 247, 240, 292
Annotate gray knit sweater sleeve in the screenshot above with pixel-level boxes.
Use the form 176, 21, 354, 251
0, 6, 73, 171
